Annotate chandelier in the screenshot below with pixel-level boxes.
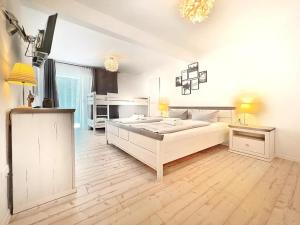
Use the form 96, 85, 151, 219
104, 56, 119, 72
179, 0, 215, 23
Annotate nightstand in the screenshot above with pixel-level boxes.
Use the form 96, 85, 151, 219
229, 124, 275, 161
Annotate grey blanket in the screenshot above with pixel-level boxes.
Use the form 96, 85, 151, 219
131, 120, 210, 134
113, 117, 163, 124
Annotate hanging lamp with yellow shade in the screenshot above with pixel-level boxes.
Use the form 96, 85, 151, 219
7, 63, 37, 106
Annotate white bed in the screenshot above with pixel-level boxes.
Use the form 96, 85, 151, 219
106, 106, 235, 181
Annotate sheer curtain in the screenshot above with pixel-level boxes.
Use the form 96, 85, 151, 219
56, 62, 93, 129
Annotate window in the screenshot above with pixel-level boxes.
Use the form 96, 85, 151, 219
56, 63, 93, 129
57, 76, 81, 127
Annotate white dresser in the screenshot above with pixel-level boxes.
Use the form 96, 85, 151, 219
229, 124, 275, 161
10, 108, 76, 214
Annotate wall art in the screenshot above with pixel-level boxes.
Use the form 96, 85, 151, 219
175, 62, 207, 95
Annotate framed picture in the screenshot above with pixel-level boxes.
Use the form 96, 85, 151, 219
191, 78, 199, 90
188, 62, 199, 70
182, 80, 191, 95
181, 70, 188, 80
175, 76, 182, 87
187, 62, 199, 79
199, 70, 207, 83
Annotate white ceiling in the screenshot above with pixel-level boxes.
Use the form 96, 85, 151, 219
74, 0, 296, 55
74, 0, 238, 55
20, 4, 183, 74
75, 0, 210, 54
21, 0, 296, 74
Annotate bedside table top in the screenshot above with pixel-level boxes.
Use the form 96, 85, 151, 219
229, 124, 275, 132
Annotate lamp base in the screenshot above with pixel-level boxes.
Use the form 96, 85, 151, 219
243, 112, 247, 125
160, 111, 168, 118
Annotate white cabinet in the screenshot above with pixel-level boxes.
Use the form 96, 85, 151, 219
10, 108, 76, 214
229, 124, 275, 161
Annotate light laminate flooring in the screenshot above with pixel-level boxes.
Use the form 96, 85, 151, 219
9, 130, 300, 225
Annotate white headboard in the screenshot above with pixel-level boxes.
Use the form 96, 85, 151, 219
169, 106, 236, 123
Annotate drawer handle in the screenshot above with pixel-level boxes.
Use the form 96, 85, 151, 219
245, 143, 250, 147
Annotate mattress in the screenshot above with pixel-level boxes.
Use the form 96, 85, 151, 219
95, 118, 107, 123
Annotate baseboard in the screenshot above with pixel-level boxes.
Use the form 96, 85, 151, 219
13, 188, 77, 214
0, 210, 10, 225
276, 153, 300, 163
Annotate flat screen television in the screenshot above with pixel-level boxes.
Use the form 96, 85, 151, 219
37, 13, 58, 54
32, 13, 58, 67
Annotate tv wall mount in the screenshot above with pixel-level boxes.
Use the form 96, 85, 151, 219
1, 8, 57, 67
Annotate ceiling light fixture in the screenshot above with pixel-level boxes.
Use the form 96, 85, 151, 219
104, 56, 119, 72
179, 0, 215, 23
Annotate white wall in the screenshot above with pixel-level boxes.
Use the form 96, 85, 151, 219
118, 73, 149, 97
118, 1, 300, 162
118, 72, 160, 116
0, 0, 28, 223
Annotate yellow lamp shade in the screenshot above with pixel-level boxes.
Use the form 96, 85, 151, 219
159, 103, 169, 112
159, 98, 169, 112
239, 102, 253, 113
7, 63, 37, 86
238, 96, 261, 114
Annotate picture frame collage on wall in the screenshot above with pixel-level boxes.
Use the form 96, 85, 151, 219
175, 62, 207, 95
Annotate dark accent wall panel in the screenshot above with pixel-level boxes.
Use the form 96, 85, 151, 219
94, 68, 118, 94
92, 68, 119, 118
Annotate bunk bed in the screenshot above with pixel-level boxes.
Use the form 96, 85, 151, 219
87, 92, 150, 132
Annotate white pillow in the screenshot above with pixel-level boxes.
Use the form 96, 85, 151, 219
192, 110, 219, 122
168, 109, 188, 120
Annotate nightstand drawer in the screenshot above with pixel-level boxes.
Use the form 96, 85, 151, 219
232, 136, 265, 155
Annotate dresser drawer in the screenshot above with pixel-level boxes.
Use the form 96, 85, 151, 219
232, 136, 265, 155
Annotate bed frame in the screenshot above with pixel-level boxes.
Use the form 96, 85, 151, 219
106, 106, 235, 181
87, 92, 150, 133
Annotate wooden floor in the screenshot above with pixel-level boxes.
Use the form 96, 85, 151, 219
9, 130, 300, 225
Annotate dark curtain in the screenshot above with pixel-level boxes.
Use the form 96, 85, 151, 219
91, 67, 119, 118
44, 59, 59, 107
91, 68, 96, 92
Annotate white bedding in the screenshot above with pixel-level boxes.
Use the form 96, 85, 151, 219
113, 116, 162, 124
131, 119, 210, 134
162, 122, 228, 142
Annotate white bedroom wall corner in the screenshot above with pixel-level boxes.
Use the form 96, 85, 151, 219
0, 0, 24, 223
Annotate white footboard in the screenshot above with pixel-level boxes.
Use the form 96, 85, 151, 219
106, 122, 163, 180
106, 121, 227, 181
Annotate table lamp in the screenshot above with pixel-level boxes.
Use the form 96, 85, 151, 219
159, 98, 169, 117
239, 102, 253, 125
7, 63, 37, 107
